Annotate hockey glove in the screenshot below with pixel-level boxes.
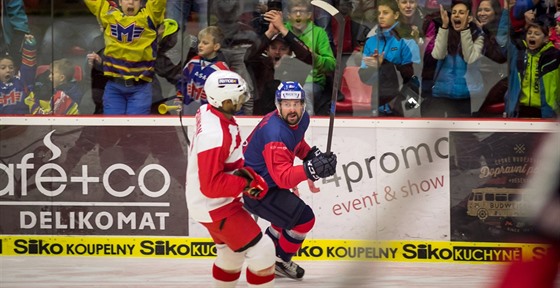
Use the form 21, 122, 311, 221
303, 152, 337, 181
234, 167, 269, 200
304, 146, 322, 161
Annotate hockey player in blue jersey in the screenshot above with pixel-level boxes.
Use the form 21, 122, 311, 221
242, 81, 338, 280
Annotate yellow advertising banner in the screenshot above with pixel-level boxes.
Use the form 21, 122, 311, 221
0, 236, 551, 264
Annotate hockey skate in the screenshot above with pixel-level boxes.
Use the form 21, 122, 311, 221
275, 259, 305, 280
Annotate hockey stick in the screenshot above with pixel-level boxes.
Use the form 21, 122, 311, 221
311, 0, 344, 153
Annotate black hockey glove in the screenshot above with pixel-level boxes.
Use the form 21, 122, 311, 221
303, 152, 337, 181
304, 146, 322, 161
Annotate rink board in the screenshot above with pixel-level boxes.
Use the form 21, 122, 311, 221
0, 117, 558, 264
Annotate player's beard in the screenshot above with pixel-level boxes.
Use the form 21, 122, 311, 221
220, 105, 236, 116
281, 109, 303, 126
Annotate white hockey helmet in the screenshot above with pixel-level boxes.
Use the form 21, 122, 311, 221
204, 70, 248, 108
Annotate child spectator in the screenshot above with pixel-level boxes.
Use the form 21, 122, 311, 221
359, 0, 420, 116
505, 20, 560, 118
244, 8, 314, 115
86, 18, 187, 115
176, 26, 229, 115
26, 58, 83, 115
284, 0, 336, 116
83, 0, 166, 115
0, 36, 36, 115
421, 0, 485, 117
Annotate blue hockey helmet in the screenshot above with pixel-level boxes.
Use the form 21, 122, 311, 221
274, 81, 305, 106
275, 81, 306, 125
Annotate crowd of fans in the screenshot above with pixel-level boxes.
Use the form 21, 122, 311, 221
1, 0, 559, 118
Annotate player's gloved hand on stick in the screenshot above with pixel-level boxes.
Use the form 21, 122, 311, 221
304, 146, 322, 161
303, 152, 337, 181
234, 167, 269, 200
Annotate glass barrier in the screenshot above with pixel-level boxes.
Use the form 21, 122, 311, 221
2, 0, 559, 118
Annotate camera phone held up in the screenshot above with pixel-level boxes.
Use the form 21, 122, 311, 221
259, 0, 283, 32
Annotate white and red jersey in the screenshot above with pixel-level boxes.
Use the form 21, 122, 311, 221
186, 104, 248, 223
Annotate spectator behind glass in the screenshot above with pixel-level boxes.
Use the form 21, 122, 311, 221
332, 0, 371, 56
472, 0, 509, 115
421, 0, 485, 118
419, 0, 452, 100
1, 0, 31, 73
83, 0, 166, 115
244, 9, 314, 115
176, 26, 230, 115
211, 0, 259, 115
26, 58, 83, 115
359, 0, 420, 117
152, 18, 186, 114
284, 0, 336, 116
247, 0, 283, 35
397, 0, 426, 77
476, 0, 509, 46
86, 19, 186, 115
505, 20, 560, 118
0, 36, 36, 115
398, 0, 426, 46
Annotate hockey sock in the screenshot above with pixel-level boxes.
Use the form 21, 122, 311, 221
265, 225, 280, 246
246, 267, 274, 287
213, 264, 240, 288
277, 218, 315, 262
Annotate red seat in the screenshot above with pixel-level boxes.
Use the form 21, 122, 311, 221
336, 66, 372, 114
477, 78, 507, 116
479, 103, 505, 115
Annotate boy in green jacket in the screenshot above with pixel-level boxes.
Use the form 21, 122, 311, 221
284, 0, 336, 115
506, 20, 560, 118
